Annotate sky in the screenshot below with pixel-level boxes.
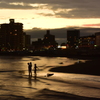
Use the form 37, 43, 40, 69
0, 0, 100, 44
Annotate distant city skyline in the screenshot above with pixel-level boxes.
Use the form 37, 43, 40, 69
25, 27, 100, 44
0, 0, 100, 44
0, 19, 100, 44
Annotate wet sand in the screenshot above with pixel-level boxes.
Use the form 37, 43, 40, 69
0, 89, 100, 100
49, 57, 100, 76
32, 89, 100, 100
0, 56, 100, 100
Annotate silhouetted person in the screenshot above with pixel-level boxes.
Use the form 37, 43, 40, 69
30, 62, 32, 68
34, 64, 38, 76
27, 62, 32, 76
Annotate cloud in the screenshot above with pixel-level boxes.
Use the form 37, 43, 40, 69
0, 0, 100, 18
25, 27, 67, 38
80, 28, 100, 36
83, 23, 100, 27
25, 28, 46, 38
0, 2, 37, 9
25, 27, 100, 44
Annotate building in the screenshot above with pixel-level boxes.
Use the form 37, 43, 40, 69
43, 30, 57, 49
79, 35, 96, 49
32, 38, 43, 51
67, 29, 80, 48
0, 19, 30, 51
95, 32, 100, 47
23, 33, 31, 50
31, 30, 58, 51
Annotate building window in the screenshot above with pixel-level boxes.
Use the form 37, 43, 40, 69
10, 32, 12, 34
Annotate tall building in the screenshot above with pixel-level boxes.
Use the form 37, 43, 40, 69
67, 29, 80, 48
0, 19, 30, 51
25, 34, 31, 50
32, 38, 43, 50
43, 30, 57, 48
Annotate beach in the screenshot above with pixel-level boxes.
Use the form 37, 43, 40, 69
30, 89, 100, 100
49, 57, 100, 76
0, 56, 100, 100
0, 89, 100, 100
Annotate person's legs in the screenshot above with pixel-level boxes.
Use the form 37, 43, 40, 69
34, 70, 37, 76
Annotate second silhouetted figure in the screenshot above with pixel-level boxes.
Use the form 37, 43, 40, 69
34, 64, 38, 76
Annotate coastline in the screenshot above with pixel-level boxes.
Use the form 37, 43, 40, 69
0, 52, 99, 76
49, 57, 100, 76
0, 56, 100, 100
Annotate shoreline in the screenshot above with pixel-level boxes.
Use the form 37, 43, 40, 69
49, 58, 100, 76
0, 53, 100, 76
0, 56, 100, 100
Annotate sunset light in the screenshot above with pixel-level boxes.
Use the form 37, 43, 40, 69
0, 1, 100, 100
0, 0, 100, 43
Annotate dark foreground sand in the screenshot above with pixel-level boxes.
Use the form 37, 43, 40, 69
49, 57, 100, 76
0, 89, 100, 100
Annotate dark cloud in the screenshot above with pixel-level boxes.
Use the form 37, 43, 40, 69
80, 28, 100, 36
0, 0, 100, 18
25, 27, 100, 44
25, 28, 67, 38
25, 28, 46, 38
0, 2, 36, 9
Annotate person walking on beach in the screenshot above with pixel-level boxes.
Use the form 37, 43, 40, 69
34, 64, 38, 76
27, 62, 32, 76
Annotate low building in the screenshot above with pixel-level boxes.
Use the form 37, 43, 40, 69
95, 32, 100, 47
79, 35, 95, 49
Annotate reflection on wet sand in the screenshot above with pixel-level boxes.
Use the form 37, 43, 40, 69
28, 74, 37, 86
28, 75, 32, 86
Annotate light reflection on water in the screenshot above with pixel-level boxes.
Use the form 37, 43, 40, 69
0, 56, 77, 72
0, 56, 100, 99
0, 56, 77, 93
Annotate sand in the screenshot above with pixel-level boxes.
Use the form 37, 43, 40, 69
0, 56, 100, 100
0, 89, 100, 100
49, 57, 100, 76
